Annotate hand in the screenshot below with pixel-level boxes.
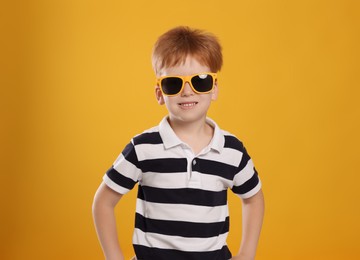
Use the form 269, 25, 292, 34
231, 254, 254, 260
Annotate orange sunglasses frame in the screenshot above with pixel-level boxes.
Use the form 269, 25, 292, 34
157, 72, 217, 96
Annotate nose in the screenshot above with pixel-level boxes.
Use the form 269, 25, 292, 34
181, 81, 194, 96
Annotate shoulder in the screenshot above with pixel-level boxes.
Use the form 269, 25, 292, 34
132, 125, 163, 146
221, 129, 246, 152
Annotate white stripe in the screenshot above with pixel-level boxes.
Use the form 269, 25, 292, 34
133, 126, 159, 137
221, 130, 234, 137
136, 199, 229, 223
200, 147, 243, 167
141, 172, 187, 188
133, 228, 228, 252
103, 175, 130, 195
233, 159, 255, 186
113, 153, 141, 182
135, 143, 182, 161
142, 126, 159, 134
140, 171, 232, 191
199, 172, 233, 191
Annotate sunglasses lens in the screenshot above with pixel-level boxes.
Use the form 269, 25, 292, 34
191, 74, 214, 93
161, 77, 183, 95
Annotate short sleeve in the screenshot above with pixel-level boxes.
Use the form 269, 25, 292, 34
103, 140, 142, 195
231, 145, 262, 199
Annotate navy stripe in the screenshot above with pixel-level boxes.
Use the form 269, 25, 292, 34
224, 135, 244, 151
139, 158, 187, 173
122, 142, 139, 167
133, 244, 232, 260
106, 167, 137, 190
194, 158, 237, 180
232, 170, 260, 195
238, 147, 251, 172
138, 186, 227, 206
133, 132, 162, 145
135, 213, 229, 238
224, 135, 252, 173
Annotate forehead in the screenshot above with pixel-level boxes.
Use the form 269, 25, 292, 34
158, 56, 211, 77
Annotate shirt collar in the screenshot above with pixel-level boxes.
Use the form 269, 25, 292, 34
159, 116, 224, 153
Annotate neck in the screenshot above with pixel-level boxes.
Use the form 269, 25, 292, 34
168, 116, 208, 138
167, 115, 214, 155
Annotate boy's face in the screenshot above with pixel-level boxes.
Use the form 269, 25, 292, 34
155, 56, 218, 125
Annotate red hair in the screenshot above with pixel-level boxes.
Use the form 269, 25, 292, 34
152, 26, 223, 75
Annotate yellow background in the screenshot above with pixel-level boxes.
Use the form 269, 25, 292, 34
1, 0, 359, 259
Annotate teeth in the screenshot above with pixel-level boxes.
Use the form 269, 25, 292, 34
180, 102, 196, 107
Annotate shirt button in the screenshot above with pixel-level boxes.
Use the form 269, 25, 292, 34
193, 159, 197, 165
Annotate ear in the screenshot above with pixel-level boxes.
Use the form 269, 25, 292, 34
155, 85, 165, 105
211, 80, 219, 101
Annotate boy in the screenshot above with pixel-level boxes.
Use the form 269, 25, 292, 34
93, 26, 264, 260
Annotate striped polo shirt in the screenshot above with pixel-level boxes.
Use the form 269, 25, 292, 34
103, 117, 261, 260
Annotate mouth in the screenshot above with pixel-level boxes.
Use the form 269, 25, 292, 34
178, 102, 198, 108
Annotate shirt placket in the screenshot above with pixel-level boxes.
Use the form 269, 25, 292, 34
183, 145, 211, 189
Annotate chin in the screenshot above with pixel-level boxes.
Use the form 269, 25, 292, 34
170, 112, 207, 123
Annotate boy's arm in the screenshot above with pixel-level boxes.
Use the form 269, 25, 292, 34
233, 189, 265, 260
92, 181, 124, 260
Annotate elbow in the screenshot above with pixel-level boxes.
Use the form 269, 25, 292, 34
92, 182, 123, 215
92, 186, 105, 217
242, 189, 264, 207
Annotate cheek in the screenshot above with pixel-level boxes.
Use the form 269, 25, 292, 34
164, 96, 177, 103
163, 97, 176, 109
203, 95, 214, 104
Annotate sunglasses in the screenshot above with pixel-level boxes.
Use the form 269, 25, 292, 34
157, 73, 217, 96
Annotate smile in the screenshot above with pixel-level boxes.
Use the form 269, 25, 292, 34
178, 102, 198, 108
